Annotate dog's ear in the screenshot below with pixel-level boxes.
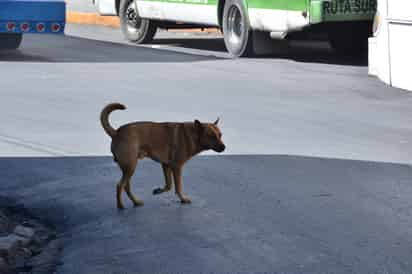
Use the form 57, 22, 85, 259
194, 119, 203, 133
213, 117, 220, 125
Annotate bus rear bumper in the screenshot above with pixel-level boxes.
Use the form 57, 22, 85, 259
248, 8, 309, 33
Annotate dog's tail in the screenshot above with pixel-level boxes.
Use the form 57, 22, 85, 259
100, 103, 126, 138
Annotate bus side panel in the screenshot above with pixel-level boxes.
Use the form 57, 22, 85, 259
247, 0, 309, 32
247, 0, 306, 11
137, 0, 164, 20
161, 0, 218, 25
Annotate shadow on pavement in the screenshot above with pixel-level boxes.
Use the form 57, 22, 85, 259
154, 37, 227, 53
268, 40, 368, 66
0, 31, 367, 66
0, 34, 220, 63
154, 37, 368, 66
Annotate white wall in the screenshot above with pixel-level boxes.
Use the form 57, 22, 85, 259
387, 1, 412, 91
369, 0, 412, 91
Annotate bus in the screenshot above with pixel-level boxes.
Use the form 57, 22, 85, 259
93, 0, 376, 57
0, 0, 65, 50
368, 0, 412, 91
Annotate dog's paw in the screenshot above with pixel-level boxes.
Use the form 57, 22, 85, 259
152, 188, 163, 195
133, 201, 144, 207
180, 198, 192, 204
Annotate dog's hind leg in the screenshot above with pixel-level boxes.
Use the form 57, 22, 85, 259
123, 161, 144, 208
116, 177, 126, 210
116, 151, 142, 209
125, 181, 144, 208
153, 163, 173, 195
172, 166, 191, 204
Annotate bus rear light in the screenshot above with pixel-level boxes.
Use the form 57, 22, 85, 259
21, 22, 30, 32
6, 22, 16, 31
36, 23, 45, 32
51, 23, 61, 32
372, 11, 381, 36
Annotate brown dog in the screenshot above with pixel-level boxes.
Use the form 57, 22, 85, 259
100, 103, 226, 209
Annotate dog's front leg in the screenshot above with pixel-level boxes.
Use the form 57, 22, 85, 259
153, 163, 173, 195
172, 166, 191, 204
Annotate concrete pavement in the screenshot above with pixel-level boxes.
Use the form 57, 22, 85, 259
1, 25, 412, 273
1, 26, 411, 163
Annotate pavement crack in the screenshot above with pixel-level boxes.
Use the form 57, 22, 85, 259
0, 132, 77, 156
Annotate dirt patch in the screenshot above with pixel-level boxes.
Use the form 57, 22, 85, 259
0, 197, 62, 274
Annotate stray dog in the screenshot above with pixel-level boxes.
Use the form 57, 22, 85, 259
100, 103, 226, 209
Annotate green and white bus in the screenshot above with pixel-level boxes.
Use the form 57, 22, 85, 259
93, 0, 376, 57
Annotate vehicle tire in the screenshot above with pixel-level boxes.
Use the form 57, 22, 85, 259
328, 21, 371, 56
222, 0, 255, 57
0, 33, 22, 50
119, 0, 157, 44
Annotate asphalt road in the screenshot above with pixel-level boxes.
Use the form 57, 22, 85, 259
0, 25, 412, 273
1, 156, 412, 274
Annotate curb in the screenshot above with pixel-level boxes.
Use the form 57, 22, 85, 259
66, 12, 120, 28
66, 11, 220, 33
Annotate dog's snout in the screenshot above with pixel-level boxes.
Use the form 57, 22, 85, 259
217, 144, 226, 152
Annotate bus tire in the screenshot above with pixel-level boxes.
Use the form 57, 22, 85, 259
119, 0, 157, 44
0, 33, 22, 50
328, 21, 371, 56
222, 0, 254, 57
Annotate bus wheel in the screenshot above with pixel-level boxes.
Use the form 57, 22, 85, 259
0, 33, 22, 50
119, 0, 157, 44
222, 0, 254, 57
328, 22, 371, 56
